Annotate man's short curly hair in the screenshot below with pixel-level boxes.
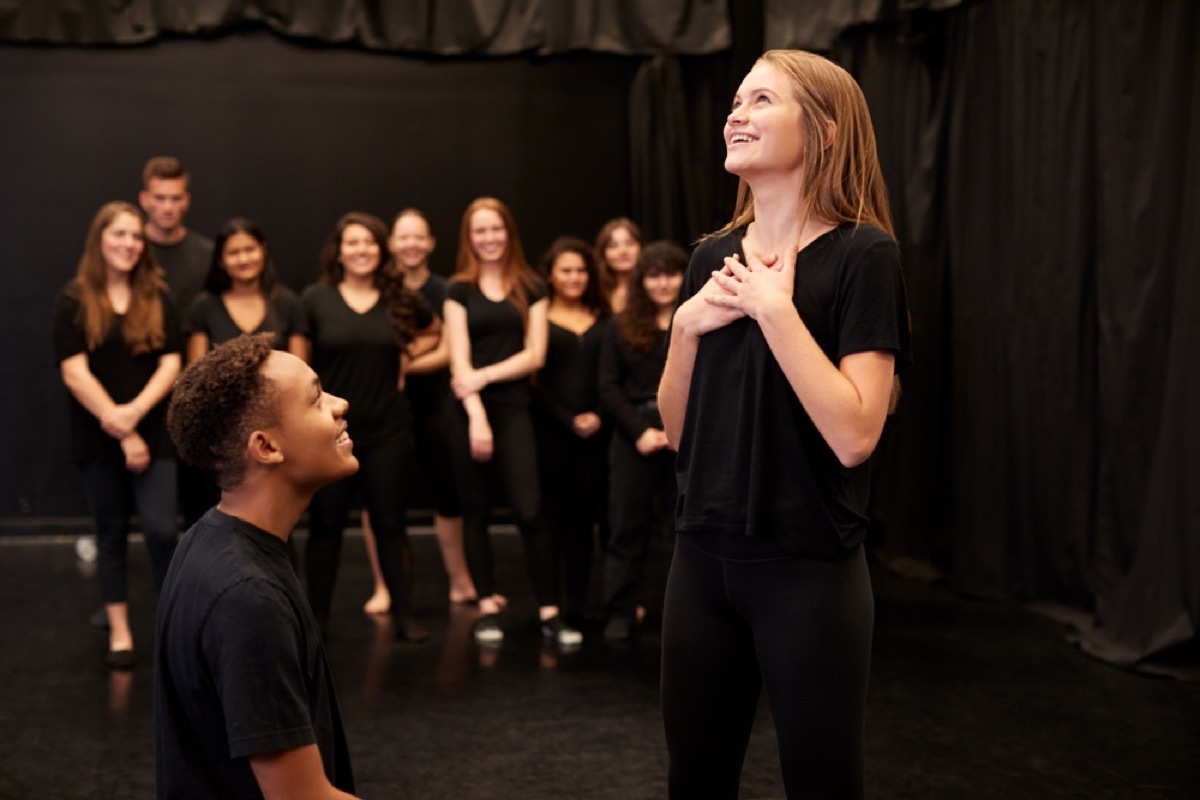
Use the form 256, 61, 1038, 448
168, 333, 281, 490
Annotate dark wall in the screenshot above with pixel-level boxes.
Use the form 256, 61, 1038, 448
0, 31, 640, 522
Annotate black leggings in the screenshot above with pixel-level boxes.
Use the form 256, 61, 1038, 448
305, 435, 412, 624
661, 534, 873, 800
450, 401, 557, 605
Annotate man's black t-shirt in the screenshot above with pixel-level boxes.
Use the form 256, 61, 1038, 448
52, 285, 183, 462
445, 279, 547, 407
151, 231, 214, 319
672, 223, 912, 560
302, 283, 433, 447
184, 287, 308, 350
154, 508, 354, 799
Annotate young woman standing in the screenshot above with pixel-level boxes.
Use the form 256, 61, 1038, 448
443, 197, 581, 647
301, 212, 435, 642
594, 217, 643, 314
53, 201, 182, 668
532, 236, 610, 624
657, 51, 912, 798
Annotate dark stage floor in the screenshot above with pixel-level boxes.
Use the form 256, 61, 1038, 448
1, 528, 1197, 799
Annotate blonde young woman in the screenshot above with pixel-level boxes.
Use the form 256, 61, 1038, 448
444, 198, 581, 647
594, 217, 643, 313
657, 51, 912, 798
53, 201, 182, 668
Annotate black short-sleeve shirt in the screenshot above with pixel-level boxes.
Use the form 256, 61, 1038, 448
52, 284, 183, 463
672, 223, 911, 559
151, 231, 214, 319
532, 314, 610, 430
445, 279, 547, 407
154, 509, 354, 798
184, 287, 308, 351
302, 283, 433, 447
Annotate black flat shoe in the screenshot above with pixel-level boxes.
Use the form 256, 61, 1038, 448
106, 648, 134, 670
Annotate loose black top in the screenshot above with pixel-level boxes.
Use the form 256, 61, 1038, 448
445, 279, 547, 407
154, 508, 355, 798
151, 231, 213, 318
672, 223, 912, 560
406, 272, 451, 417
301, 283, 433, 447
598, 317, 669, 441
52, 285, 183, 463
532, 314, 610, 430
184, 287, 308, 351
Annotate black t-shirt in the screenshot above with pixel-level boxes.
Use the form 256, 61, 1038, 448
154, 508, 354, 798
405, 272, 451, 417
52, 285, 183, 463
672, 223, 912, 559
598, 317, 669, 441
151, 231, 214, 319
445, 279, 547, 407
533, 314, 610, 430
302, 283, 432, 447
185, 287, 308, 351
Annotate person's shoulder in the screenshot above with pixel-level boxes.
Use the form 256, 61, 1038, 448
275, 285, 301, 304
693, 227, 743, 256
831, 221, 896, 253
186, 230, 215, 250
299, 282, 331, 303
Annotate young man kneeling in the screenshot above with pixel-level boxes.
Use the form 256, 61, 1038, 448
156, 333, 360, 799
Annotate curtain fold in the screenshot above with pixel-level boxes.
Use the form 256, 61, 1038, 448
0, 0, 733, 55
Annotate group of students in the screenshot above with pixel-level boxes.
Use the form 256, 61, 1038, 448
54, 157, 686, 663
55, 49, 912, 799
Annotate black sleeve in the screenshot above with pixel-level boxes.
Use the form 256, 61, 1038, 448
412, 290, 435, 330
279, 289, 310, 338
598, 323, 646, 441
52, 287, 86, 364
162, 291, 184, 355
183, 293, 209, 336
835, 235, 912, 371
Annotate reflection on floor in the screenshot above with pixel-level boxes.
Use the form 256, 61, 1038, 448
1, 527, 1197, 799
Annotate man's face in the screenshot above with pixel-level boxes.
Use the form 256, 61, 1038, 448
259, 352, 358, 491
139, 177, 190, 235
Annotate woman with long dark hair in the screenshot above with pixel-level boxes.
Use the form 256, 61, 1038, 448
597, 241, 686, 641
53, 201, 182, 668
657, 50, 912, 797
444, 197, 581, 647
180, 217, 308, 526
532, 236, 610, 624
301, 211, 435, 642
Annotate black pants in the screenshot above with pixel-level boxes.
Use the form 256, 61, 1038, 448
602, 432, 675, 620
305, 434, 412, 624
661, 535, 873, 800
412, 404, 462, 518
535, 418, 607, 618
450, 401, 557, 605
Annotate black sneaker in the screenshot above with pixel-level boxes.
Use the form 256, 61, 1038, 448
541, 615, 582, 647
474, 614, 504, 644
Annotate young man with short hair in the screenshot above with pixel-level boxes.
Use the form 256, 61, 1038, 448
156, 333, 360, 799
139, 155, 213, 316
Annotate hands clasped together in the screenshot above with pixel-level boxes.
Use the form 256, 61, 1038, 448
677, 245, 798, 337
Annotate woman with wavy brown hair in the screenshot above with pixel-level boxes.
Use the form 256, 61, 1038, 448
443, 197, 581, 647
657, 50, 912, 797
594, 216, 644, 313
300, 211, 436, 642
52, 201, 182, 668
597, 240, 686, 642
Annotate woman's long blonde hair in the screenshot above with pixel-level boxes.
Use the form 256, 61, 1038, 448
717, 50, 894, 239
70, 201, 166, 353
451, 197, 540, 323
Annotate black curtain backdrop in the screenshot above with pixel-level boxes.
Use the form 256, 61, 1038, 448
1, 0, 1196, 674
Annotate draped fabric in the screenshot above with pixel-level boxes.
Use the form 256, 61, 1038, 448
765, 0, 968, 52
0, 0, 732, 55
832, 0, 1200, 673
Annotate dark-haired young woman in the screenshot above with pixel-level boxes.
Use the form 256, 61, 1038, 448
597, 241, 686, 641
657, 50, 912, 798
180, 217, 308, 527
532, 236, 610, 624
301, 211, 436, 642
53, 201, 182, 668
444, 197, 581, 647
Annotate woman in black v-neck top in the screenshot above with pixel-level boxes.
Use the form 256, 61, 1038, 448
443, 197, 582, 647
531, 236, 611, 623
301, 212, 435, 641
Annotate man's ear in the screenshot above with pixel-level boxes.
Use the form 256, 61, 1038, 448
247, 430, 284, 466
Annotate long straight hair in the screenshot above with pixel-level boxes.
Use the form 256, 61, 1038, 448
451, 197, 541, 324
594, 217, 644, 305
716, 50, 894, 239
204, 217, 280, 298
70, 201, 166, 354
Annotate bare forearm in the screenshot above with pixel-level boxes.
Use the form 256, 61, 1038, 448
130, 354, 182, 416
658, 322, 700, 450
